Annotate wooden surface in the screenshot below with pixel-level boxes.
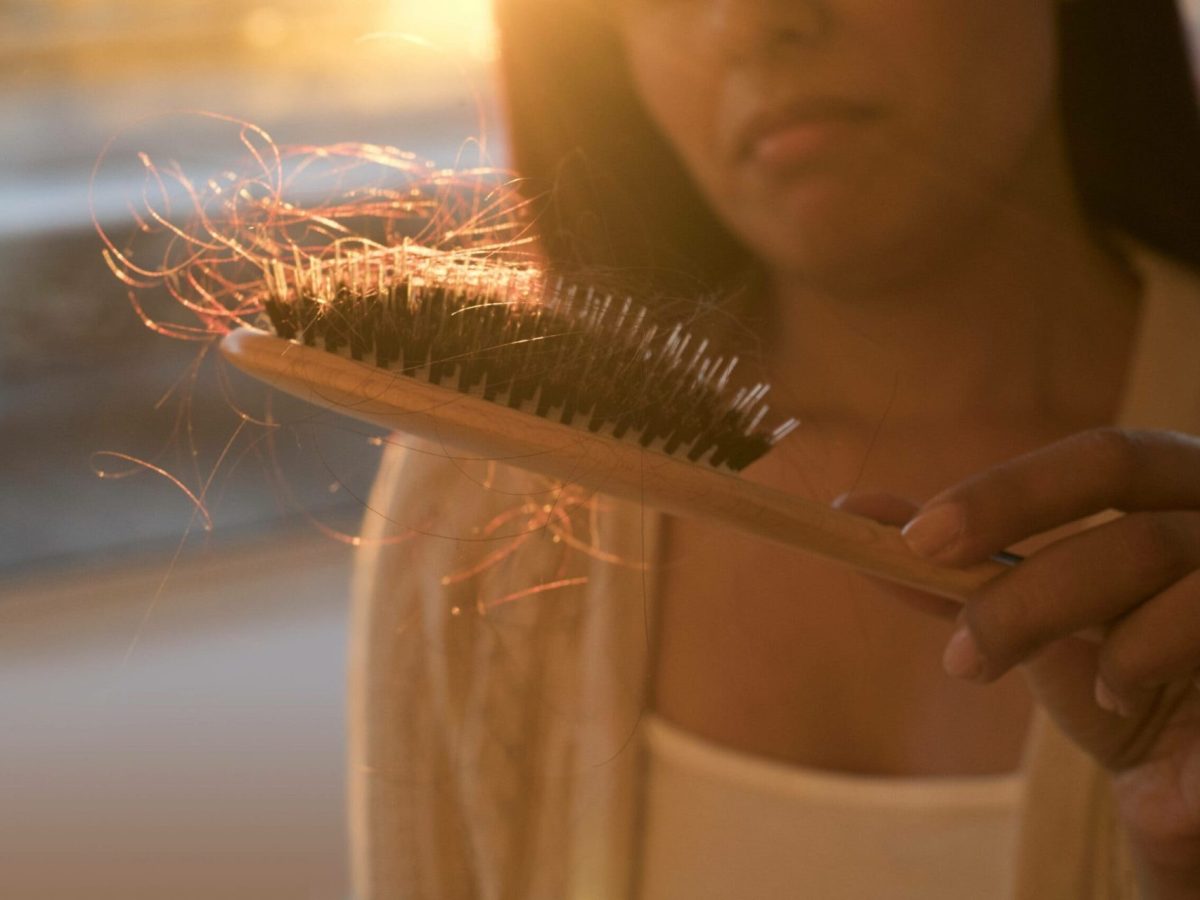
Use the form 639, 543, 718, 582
221, 327, 1008, 600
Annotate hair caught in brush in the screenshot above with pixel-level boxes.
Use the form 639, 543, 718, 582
93, 113, 772, 596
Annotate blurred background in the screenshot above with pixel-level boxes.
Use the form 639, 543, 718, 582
0, 1, 499, 898
0, 2, 1198, 899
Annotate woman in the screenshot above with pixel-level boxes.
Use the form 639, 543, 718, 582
350, 1, 1200, 897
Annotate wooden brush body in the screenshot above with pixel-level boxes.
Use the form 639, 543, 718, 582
222, 327, 1006, 600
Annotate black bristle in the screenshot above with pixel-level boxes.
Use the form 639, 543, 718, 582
259, 256, 797, 472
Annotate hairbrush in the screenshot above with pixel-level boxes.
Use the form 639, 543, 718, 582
220, 246, 1009, 600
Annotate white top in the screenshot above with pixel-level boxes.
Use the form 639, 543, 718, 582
349, 242, 1200, 899
639, 715, 1024, 900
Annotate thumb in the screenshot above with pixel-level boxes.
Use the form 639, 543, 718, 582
831, 490, 919, 526
832, 490, 961, 620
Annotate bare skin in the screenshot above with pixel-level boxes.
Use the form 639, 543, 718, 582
617, 0, 1200, 894
656, 422, 1049, 777
653, 109, 1139, 775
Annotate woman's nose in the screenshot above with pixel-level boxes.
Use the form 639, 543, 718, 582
702, 0, 830, 63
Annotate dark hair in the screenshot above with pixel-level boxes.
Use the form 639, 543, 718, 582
494, 0, 1200, 287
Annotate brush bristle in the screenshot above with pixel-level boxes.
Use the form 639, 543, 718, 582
259, 249, 798, 471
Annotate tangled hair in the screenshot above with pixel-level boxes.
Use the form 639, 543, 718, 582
495, 0, 1200, 287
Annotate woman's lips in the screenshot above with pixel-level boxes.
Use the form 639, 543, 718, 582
736, 101, 881, 170
750, 118, 856, 167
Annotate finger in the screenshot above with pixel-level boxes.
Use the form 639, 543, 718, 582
902, 429, 1200, 565
832, 492, 959, 619
954, 511, 1200, 681
1096, 567, 1200, 715
832, 490, 917, 525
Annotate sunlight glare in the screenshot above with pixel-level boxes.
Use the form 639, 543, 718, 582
381, 0, 498, 62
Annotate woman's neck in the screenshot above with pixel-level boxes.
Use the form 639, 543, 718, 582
763, 206, 1142, 431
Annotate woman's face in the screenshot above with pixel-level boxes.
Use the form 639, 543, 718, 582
614, 0, 1065, 290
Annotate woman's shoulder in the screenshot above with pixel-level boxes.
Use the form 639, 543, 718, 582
1128, 240, 1200, 309
1117, 240, 1200, 432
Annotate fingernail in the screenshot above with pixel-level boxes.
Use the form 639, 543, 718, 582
902, 504, 965, 559
942, 626, 984, 680
1094, 677, 1130, 717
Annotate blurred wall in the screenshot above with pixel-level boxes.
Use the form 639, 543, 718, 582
0, 2, 500, 897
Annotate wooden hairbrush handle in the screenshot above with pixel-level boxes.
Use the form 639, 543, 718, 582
221, 327, 1007, 601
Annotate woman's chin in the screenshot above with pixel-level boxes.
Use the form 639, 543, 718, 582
733, 191, 983, 296
751, 225, 927, 295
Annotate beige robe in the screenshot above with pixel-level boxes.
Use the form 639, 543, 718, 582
348, 247, 1200, 899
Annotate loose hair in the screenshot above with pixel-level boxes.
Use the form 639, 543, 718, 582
495, 0, 1200, 287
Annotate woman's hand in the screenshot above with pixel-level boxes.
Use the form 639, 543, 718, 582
841, 428, 1200, 896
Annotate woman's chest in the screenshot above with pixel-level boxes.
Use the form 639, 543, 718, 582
649, 421, 1059, 776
